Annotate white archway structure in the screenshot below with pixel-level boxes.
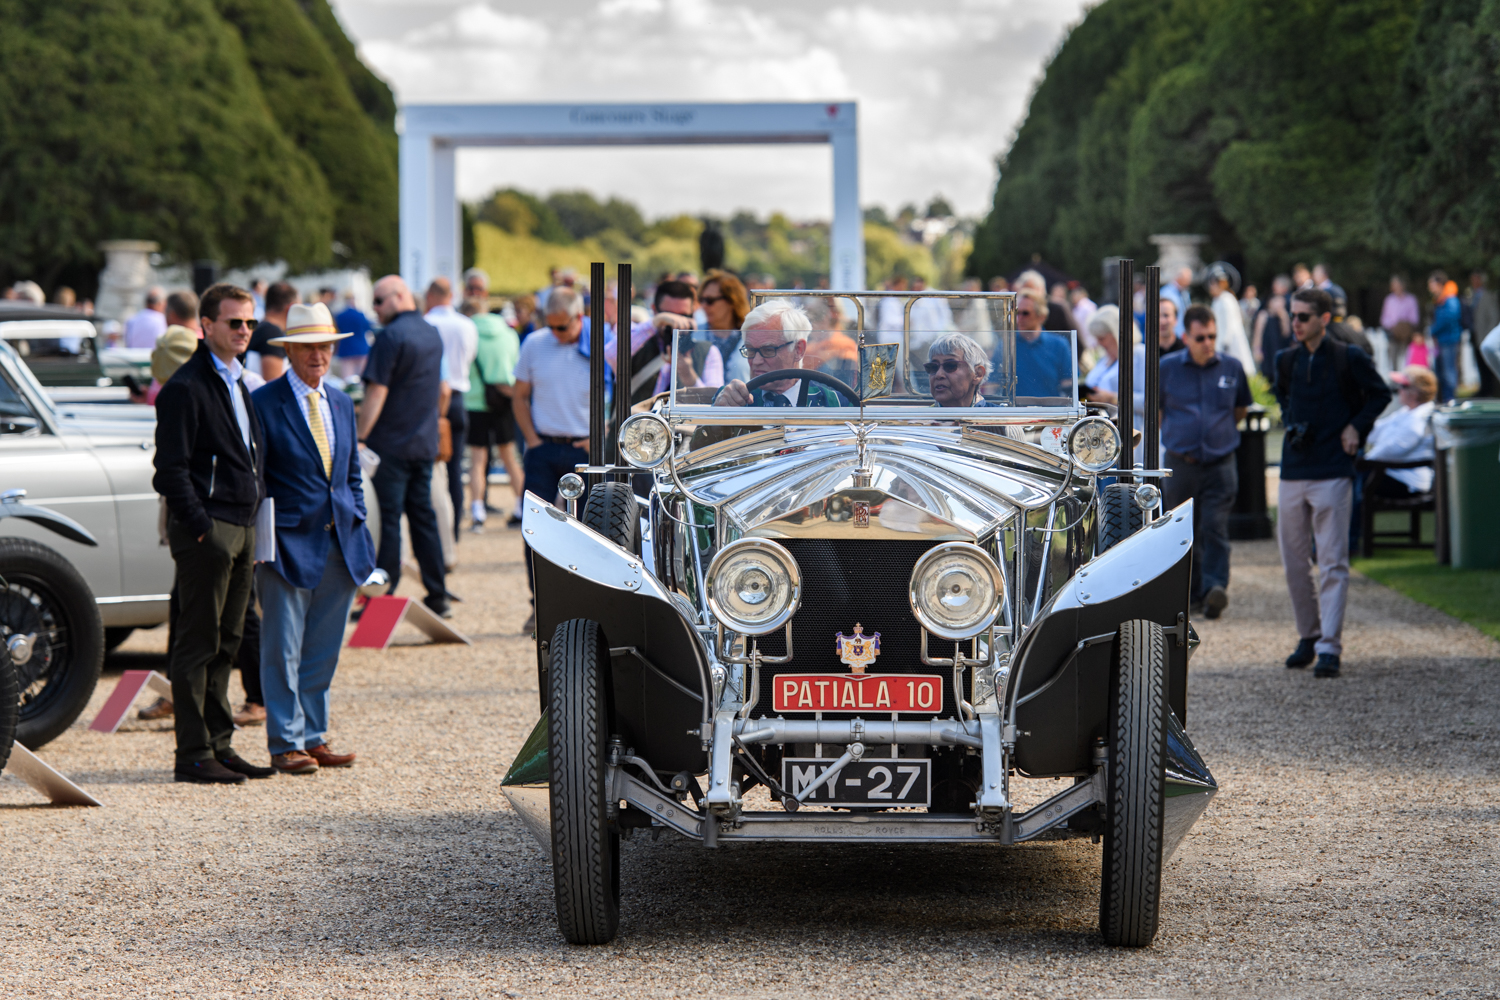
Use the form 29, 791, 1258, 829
399, 101, 863, 294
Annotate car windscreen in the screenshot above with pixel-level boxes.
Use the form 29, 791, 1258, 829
662, 326, 1079, 414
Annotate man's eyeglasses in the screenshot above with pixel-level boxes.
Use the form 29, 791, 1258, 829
739, 343, 789, 359
548, 323, 573, 333
1290, 311, 1318, 323
222, 318, 258, 332
1189, 333, 1217, 343
1016, 308, 1039, 317
923, 359, 966, 374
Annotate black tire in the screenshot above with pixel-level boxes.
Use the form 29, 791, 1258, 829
0, 645, 18, 775
1100, 618, 1167, 947
581, 482, 639, 554
1097, 483, 1144, 554
104, 627, 135, 653
0, 539, 104, 750
548, 618, 620, 945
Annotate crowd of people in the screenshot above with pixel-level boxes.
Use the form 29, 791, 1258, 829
7, 251, 1495, 780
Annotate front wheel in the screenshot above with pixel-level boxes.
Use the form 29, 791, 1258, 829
1099, 618, 1167, 947
0, 642, 18, 774
0, 539, 104, 749
548, 618, 620, 945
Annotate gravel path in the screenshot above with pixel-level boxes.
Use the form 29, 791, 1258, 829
2, 531, 1496, 999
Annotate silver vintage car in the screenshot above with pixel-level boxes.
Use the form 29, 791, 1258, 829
0, 338, 172, 747
505, 274, 1216, 948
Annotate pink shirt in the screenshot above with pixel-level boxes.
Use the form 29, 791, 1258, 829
1381, 292, 1420, 330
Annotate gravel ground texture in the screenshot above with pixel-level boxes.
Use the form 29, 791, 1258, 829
2, 529, 1497, 999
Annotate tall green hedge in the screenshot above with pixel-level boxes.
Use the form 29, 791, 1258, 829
1377, 0, 1500, 274
971, 0, 1440, 297
0, 0, 396, 292
215, 0, 398, 274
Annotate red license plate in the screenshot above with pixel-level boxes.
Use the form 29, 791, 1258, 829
770, 673, 945, 714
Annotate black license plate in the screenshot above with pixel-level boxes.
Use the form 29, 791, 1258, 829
781, 757, 931, 807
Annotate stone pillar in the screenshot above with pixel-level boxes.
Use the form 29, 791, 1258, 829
1149, 234, 1208, 281
94, 240, 159, 323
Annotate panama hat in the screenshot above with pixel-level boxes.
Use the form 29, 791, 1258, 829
267, 302, 350, 345
151, 325, 199, 383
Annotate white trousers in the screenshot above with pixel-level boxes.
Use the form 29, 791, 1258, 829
1277, 478, 1353, 656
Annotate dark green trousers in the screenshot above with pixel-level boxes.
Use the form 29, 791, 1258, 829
166, 515, 255, 765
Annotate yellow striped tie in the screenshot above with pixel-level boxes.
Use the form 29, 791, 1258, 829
306, 390, 332, 479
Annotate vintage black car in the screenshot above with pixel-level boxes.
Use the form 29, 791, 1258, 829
504, 269, 1215, 948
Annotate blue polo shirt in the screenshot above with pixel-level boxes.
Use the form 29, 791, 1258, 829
363, 310, 444, 461
1159, 350, 1251, 463
997, 331, 1073, 398
335, 305, 372, 357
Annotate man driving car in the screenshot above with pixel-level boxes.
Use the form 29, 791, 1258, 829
713, 300, 845, 407
926, 333, 990, 407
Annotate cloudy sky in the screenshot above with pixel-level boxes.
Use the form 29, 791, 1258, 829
333, 0, 1090, 221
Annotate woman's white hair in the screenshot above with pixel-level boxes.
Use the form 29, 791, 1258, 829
1087, 303, 1140, 346
742, 298, 811, 343
927, 332, 987, 371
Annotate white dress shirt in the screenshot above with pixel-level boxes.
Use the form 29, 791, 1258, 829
208, 351, 251, 451
425, 304, 478, 394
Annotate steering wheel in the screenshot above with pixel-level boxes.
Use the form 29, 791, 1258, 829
743, 368, 861, 404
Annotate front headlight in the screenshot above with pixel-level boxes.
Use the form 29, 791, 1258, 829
909, 542, 1004, 641
706, 538, 801, 635
618, 412, 672, 469
1067, 416, 1122, 473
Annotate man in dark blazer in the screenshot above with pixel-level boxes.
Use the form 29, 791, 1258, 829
153, 283, 272, 785
251, 303, 377, 774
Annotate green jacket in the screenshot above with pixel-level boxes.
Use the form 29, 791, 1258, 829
464, 313, 520, 412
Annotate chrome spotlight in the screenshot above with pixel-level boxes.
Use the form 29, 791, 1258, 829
618, 412, 673, 470
1067, 416, 1122, 474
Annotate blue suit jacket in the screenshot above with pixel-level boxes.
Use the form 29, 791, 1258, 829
251, 376, 377, 591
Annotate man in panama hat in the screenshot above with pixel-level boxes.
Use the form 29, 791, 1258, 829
250, 302, 377, 774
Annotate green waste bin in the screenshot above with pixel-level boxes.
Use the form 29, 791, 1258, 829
1434, 400, 1500, 569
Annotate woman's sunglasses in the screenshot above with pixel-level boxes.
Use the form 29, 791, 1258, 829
700, 294, 725, 306
923, 359, 967, 374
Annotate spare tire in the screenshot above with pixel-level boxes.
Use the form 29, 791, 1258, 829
0, 538, 104, 749
581, 481, 640, 554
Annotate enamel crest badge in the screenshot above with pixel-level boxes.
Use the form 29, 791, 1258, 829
835, 623, 881, 673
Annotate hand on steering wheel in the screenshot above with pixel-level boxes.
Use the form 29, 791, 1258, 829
713, 368, 860, 406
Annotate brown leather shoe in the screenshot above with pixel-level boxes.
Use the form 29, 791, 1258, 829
304, 743, 355, 768
233, 702, 267, 727
138, 697, 174, 721
271, 751, 319, 774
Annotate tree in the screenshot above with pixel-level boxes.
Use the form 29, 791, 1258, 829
1377, 0, 1500, 274
295, 0, 396, 130
545, 191, 647, 243
0, 0, 332, 290
214, 0, 399, 273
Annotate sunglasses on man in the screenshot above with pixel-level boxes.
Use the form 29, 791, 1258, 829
739, 343, 789, 359
221, 318, 258, 331
548, 323, 573, 333
923, 359, 967, 374
1188, 332, 1217, 343
1290, 311, 1319, 323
